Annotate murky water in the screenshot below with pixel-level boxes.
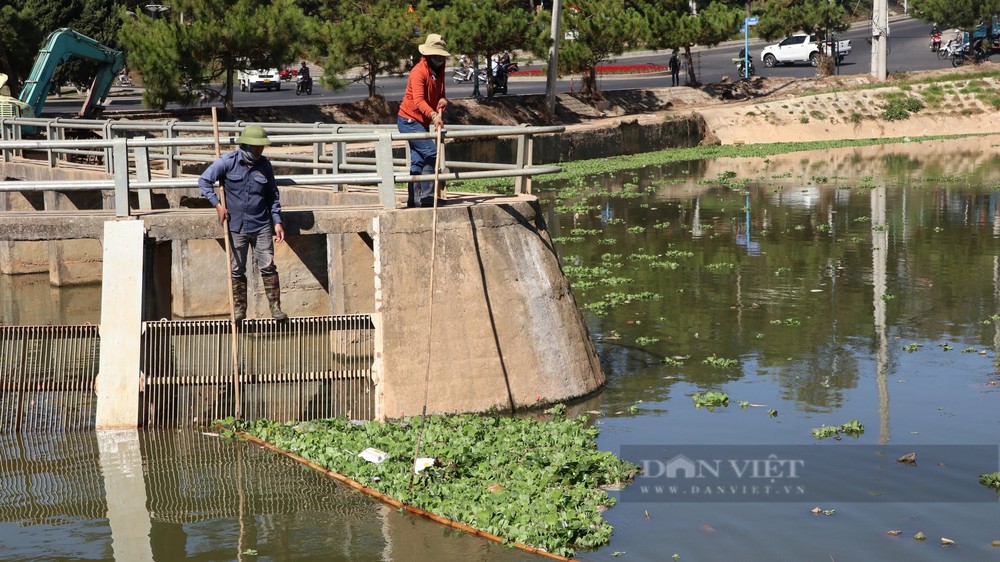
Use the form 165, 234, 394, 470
3, 136, 1000, 560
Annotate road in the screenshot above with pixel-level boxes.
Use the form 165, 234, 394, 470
45, 17, 949, 115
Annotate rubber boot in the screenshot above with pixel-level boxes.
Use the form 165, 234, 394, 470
232, 276, 247, 323
261, 272, 289, 321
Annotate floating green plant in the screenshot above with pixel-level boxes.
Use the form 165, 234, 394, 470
692, 391, 729, 409
702, 356, 738, 369
219, 412, 638, 557
812, 420, 864, 440
980, 472, 1000, 495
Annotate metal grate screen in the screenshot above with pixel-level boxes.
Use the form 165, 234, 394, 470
0, 325, 100, 433
141, 315, 376, 428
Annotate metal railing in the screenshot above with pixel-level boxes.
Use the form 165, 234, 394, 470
0, 116, 564, 211
0, 325, 100, 433
141, 315, 378, 428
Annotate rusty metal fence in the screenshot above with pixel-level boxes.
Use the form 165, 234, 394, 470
1, 315, 377, 432
0, 325, 100, 433
141, 315, 377, 428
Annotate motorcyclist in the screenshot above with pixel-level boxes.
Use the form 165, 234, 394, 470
296, 61, 312, 93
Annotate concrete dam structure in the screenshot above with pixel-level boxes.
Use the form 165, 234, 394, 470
0, 117, 605, 427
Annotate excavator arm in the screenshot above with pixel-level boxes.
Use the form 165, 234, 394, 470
18, 28, 125, 118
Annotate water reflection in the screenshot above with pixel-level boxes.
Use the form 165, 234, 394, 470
0, 430, 538, 561
544, 136, 1000, 561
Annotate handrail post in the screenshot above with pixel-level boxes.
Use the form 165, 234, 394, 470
45, 121, 57, 167
312, 122, 328, 176
134, 136, 152, 210
103, 121, 114, 173
0, 117, 9, 161
112, 139, 131, 217
165, 120, 178, 177
514, 126, 534, 195
375, 133, 397, 209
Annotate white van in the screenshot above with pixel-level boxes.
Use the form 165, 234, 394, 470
238, 68, 281, 92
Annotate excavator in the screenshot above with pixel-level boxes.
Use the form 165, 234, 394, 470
0, 28, 125, 122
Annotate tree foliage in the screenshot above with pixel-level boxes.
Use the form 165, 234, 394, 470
909, 0, 1000, 31
429, 0, 538, 98
4, 0, 133, 97
639, 0, 743, 86
119, 0, 306, 114
532, 0, 645, 97
754, 0, 851, 41
310, 0, 421, 99
0, 5, 45, 93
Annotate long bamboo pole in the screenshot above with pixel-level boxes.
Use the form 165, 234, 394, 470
409, 126, 444, 492
211, 107, 241, 420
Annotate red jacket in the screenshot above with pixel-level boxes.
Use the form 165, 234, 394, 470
398, 58, 446, 128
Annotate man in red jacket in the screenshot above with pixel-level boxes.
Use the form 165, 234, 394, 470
397, 33, 450, 208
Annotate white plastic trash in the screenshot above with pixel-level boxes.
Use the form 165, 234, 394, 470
359, 448, 388, 464
413, 457, 435, 473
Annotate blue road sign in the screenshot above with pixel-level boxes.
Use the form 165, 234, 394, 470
746, 17, 759, 25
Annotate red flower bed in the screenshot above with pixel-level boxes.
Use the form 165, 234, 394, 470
509, 63, 665, 77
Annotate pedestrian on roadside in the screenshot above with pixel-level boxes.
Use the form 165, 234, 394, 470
669, 51, 680, 87
397, 33, 450, 208
198, 124, 288, 322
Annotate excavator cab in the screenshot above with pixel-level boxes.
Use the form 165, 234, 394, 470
0, 74, 31, 120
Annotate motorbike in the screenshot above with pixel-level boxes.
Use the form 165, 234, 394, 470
951, 41, 992, 67
452, 66, 487, 84
732, 56, 755, 78
937, 38, 963, 60
279, 67, 298, 82
490, 61, 518, 95
930, 31, 942, 52
295, 74, 313, 95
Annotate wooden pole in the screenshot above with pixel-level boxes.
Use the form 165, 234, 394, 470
409, 126, 445, 490
211, 107, 241, 420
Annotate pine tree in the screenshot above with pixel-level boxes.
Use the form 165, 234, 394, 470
310, 0, 419, 100
428, 0, 537, 98
755, 0, 850, 75
910, 0, 1000, 31
639, 0, 744, 86
119, 0, 306, 113
0, 5, 45, 93
533, 0, 645, 97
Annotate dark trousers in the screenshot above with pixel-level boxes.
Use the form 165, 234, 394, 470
397, 116, 437, 208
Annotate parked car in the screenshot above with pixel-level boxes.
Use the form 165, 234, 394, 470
760, 33, 852, 67
238, 68, 281, 92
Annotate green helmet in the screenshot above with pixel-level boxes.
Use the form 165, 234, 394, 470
236, 125, 271, 146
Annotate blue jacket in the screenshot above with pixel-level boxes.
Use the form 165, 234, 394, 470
198, 150, 281, 233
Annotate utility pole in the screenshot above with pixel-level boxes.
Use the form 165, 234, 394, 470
870, 0, 888, 80
546, 0, 563, 117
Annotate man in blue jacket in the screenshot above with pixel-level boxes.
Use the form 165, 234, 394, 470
198, 125, 288, 322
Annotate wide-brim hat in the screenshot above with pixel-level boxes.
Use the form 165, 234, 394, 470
236, 124, 271, 146
418, 34, 450, 57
